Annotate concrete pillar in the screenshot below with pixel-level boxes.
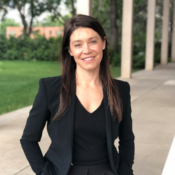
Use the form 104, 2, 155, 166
161, 0, 170, 65
121, 0, 134, 78
171, 0, 175, 62
145, 0, 156, 70
76, 0, 93, 16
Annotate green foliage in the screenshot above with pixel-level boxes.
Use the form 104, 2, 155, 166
3, 49, 18, 60
0, 35, 62, 61
0, 18, 20, 34
154, 42, 161, 63
108, 47, 116, 64
93, 0, 123, 45
0, 0, 76, 37
108, 40, 166, 69
108, 47, 121, 67
93, 0, 110, 41
112, 53, 121, 67
34, 15, 63, 27
133, 52, 145, 68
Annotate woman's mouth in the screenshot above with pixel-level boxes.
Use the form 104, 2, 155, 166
82, 56, 95, 63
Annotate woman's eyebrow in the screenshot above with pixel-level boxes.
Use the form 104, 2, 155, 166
72, 36, 98, 44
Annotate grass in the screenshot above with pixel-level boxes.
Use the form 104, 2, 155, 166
0, 60, 141, 115
109, 65, 140, 78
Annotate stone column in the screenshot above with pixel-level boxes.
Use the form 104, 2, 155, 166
161, 0, 170, 65
145, 0, 156, 70
76, 0, 93, 16
171, 0, 175, 62
121, 0, 134, 78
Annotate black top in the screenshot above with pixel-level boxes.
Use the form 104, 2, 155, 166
72, 95, 109, 165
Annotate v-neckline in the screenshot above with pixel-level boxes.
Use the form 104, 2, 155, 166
76, 95, 104, 115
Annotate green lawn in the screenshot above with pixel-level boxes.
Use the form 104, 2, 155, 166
0, 60, 140, 115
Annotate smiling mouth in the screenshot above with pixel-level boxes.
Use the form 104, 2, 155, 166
83, 56, 95, 61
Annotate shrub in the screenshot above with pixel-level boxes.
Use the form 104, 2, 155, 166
0, 35, 62, 61
112, 53, 121, 67
108, 47, 116, 64
133, 52, 145, 69
3, 49, 18, 60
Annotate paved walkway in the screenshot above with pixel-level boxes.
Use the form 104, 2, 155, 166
0, 62, 175, 175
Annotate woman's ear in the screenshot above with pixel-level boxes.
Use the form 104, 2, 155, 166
103, 36, 106, 50
68, 49, 72, 56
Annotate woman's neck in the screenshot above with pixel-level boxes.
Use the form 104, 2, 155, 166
75, 67, 102, 88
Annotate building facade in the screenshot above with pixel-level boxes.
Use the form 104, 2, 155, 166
6, 26, 64, 39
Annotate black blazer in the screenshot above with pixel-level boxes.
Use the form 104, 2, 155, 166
20, 75, 135, 175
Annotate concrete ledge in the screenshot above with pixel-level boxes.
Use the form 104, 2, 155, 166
0, 106, 32, 124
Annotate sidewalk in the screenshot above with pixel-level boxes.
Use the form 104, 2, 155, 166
118, 62, 175, 175
0, 62, 175, 175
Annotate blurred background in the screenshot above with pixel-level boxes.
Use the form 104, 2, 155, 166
0, 0, 175, 175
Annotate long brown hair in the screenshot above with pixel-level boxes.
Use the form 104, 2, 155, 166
51, 14, 123, 122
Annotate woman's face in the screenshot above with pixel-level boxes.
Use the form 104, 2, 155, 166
68, 27, 106, 72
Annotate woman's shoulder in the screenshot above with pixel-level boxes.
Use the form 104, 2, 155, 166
113, 79, 131, 104
42, 75, 62, 83
113, 78, 130, 93
40, 75, 62, 92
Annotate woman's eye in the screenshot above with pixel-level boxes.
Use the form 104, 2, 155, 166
92, 40, 97, 43
74, 41, 96, 47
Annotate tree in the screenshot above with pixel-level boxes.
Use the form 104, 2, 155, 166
33, 13, 72, 27
42, 0, 76, 25
34, 15, 63, 27
0, 0, 77, 37
93, 0, 122, 53
0, 0, 45, 37
109, 0, 118, 53
93, 0, 110, 42
0, 18, 20, 34
0, 0, 8, 20
64, 0, 76, 16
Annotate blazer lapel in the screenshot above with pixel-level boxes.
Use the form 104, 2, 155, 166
68, 84, 76, 163
103, 87, 116, 174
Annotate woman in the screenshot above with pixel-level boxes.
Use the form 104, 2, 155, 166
20, 14, 135, 175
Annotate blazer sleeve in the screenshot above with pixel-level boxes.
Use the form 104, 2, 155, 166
118, 82, 135, 175
20, 78, 50, 175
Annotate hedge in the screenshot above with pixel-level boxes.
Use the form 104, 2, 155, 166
0, 35, 62, 61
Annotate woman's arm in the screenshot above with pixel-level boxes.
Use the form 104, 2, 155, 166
118, 82, 135, 175
20, 78, 50, 175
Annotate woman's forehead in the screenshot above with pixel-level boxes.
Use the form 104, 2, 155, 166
70, 27, 99, 42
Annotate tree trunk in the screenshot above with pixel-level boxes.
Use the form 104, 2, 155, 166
27, 17, 33, 37
27, 2, 34, 37
109, 0, 119, 53
71, 0, 76, 16
18, 8, 28, 37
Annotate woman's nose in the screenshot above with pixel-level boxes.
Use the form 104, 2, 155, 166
83, 44, 90, 53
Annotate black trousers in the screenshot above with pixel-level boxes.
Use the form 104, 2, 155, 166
67, 161, 115, 175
